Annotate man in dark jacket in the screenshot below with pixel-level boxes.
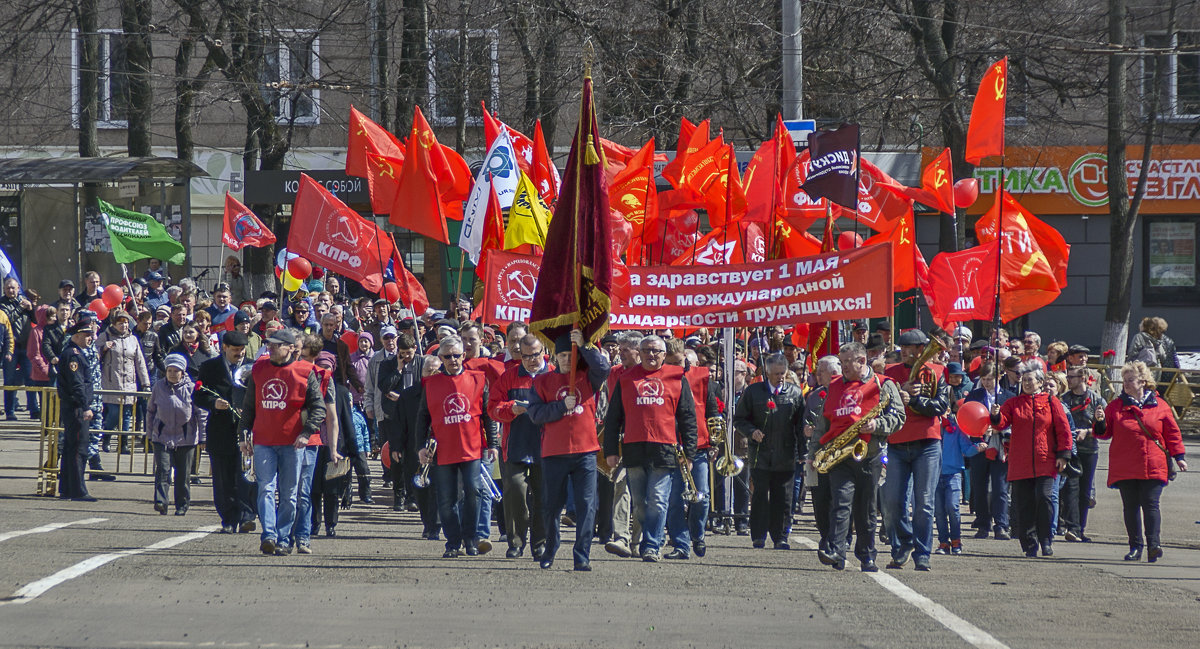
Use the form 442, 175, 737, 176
733, 352, 806, 551
195, 331, 257, 534
1, 278, 36, 419
57, 322, 98, 501
386, 355, 442, 538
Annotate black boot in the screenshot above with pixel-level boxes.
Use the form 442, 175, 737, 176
1123, 546, 1143, 561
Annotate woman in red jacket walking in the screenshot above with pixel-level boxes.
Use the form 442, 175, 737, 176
990, 367, 1073, 558
1095, 361, 1188, 562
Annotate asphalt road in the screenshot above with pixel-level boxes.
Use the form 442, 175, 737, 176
1, 420, 1199, 649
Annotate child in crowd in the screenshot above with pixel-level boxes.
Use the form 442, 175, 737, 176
935, 414, 987, 555
147, 354, 202, 516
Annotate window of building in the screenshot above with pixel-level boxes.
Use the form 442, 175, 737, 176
1143, 215, 1200, 306
259, 31, 321, 125
1143, 31, 1200, 120
391, 231, 425, 276
427, 29, 499, 127
71, 29, 130, 128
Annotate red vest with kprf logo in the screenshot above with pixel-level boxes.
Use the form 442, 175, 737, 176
620, 365, 686, 446
251, 358, 315, 446
685, 366, 712, 450
424, 369, 487, 465
884, 362, 945, 443
534, 370, 601, 457
821, 375, 883, 445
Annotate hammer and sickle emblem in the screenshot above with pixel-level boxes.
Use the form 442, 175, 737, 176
374, 158, 395, 179
993, 66, 1006, 101
1019, 251, 1048, 277
419, 130, 435, 150
934, 168, 948, 189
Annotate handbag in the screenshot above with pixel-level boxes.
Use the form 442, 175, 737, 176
1131, 410, 1177, 482
325, 456, 351, 479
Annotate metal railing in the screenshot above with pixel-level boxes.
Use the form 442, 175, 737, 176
1084, 358, 1197, 418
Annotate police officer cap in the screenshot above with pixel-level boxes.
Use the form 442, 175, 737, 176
67, 321, 93, 335
223, 331, 249, 347
266, 329, 297, 345
896, 329, 929, 346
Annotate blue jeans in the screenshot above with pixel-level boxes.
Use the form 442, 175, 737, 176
293, 446, 319, 543
968, 454, 1010, 531
3, 353, 36, 416
667, 450, 710, 553
883, 439, 941, 562
626, 464, 673, 554
253, 444, 303, 547
434, 459, 482, 551
477, 458, 496, 540
1049, 474, 1062, 536
934, 473, 963, 544
542, 452, 598, 566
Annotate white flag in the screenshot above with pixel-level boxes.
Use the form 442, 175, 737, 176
459, 130, 520, 264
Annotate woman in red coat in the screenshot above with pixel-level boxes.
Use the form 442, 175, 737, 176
1095, 361, 1188, 562
990, 367, 1072, 558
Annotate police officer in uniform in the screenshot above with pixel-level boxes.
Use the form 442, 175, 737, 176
58, 321, 98, 501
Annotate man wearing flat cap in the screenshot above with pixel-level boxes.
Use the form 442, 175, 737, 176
881, 328, 951, 572
197, 330, 257, 534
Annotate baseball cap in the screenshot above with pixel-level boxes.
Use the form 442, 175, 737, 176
59, 279, 75, 289
266, 329, 297, 345
380, 325, 398, 338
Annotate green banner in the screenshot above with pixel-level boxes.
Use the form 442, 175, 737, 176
97, 199, 186, 265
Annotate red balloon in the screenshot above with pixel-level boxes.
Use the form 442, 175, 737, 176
101, 284, 124, 309
88, 299, 109, 321
957, 400, 991, 438
381, 442, 392, 469
382, 282, 402, 303
287, 257, 313, 279
837, 231, 863, 251
953, 178, 980, 208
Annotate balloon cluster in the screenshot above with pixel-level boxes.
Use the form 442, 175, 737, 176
275, 248, 312, 293
88, 283, 126, 320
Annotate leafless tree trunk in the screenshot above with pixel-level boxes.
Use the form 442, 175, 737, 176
393, 0, 428, 136
76, 0, 98, 157
120, 0, 153, 156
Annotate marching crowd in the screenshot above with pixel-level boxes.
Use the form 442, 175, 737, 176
12, 259, 1190, 572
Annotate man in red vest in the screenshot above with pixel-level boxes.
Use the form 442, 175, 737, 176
603, 334, 697, 563
814, 342, 905, 571
881, 329, 951, 572
416, 335, 499, 558
238, 329, 327, 556
528, 329, 611, 571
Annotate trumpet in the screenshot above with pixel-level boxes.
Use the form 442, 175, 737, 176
674, 444, 705, 504
413, 439, 437, 488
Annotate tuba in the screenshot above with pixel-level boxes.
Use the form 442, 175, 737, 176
908, 337, 948, 398
813, 389, 891, 474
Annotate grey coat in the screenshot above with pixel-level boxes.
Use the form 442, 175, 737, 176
147, 378, 201, 448
97, 327, 150, 404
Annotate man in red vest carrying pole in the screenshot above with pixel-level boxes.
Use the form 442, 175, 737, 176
238, 329, 327, 556
416, 335, 499, 558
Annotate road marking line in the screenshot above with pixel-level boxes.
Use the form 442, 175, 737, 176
795, 535, 1010, 649
0, 525, 219, 606
0, 518, 108, 543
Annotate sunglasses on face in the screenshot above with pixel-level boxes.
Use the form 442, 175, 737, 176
439, 353, 463, 360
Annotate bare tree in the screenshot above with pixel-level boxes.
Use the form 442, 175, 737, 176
120, 0, 153, 156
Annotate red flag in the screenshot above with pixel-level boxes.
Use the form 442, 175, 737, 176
531, 120, 560, 206
921, 148, 955, 214
222, 193, 276, 250
743, 114, 797, 224
671, 221, 766, 266
365, 152, 403, 215
529, 76, 614, 346
610, 138, 659, 234
291, 174, 394, 292
390, 245, 430, 315
774, 216, 823, 259
977, 190, 1070, 287
864, 211, 928, 292
807, 210, 839, 368
966, 57, 1008, 165
346, 105, 405, 178
926, 241, 999, 327
475, 186, 505, 281
390, 107, 450, 243
702, 144, 748, 229
663, 118, 710, 189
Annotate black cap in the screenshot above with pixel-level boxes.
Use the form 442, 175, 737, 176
867, 333, 885, 351
223, 331, 249, 347
266, 329, 297, 345
134, 277, 149, 287
1067, 344, 1090, 355
969, 339, 989, 351
896, 329, 929, 346
146, 271, 165, 281
397, 317, 416, 329
67, 321, 93, 335
874, 320, 890, 332
554, 332, 573, 355
59, 279, 75, 289
853, 322, 868, 332
435, 318, 460, 330
261, 301, 278, 311
234, 311, 250, 325
373, 298, 389, 307
600, 334, 618, 346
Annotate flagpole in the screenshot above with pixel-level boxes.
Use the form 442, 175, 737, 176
388, 231, 424, 356
371, 215, 389, 319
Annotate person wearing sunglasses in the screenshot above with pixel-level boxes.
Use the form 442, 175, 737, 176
415, 335, 499, 558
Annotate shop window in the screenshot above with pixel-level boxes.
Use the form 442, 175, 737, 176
1143, 216, 1200, 305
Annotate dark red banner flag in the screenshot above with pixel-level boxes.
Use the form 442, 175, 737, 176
222, 193, 276, 251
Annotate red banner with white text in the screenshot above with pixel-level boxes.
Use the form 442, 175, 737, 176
482, 245, 893, 329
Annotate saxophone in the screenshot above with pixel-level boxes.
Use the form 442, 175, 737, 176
812, 389, 891, 474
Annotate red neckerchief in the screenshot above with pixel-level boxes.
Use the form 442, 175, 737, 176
1068, 396, 1091, 413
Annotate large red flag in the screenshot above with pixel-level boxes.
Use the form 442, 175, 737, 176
976, 190, 1070, 287
346, 105, 405, 178
531, 120, 560, 206
702, 144, 748, 229
926, 241, 1000, 327
390, 107, 451, 243
222, 193, 276, 250
365, 152, 403, 215
864, 211, 928, 292
529, 76, 614, 346
291, 174, 394, 292
966, 57, 1008, 165
662, 118, 709, 190
743, 114, 797, 224
610, 138, 659, 235
389, 244, 430, 315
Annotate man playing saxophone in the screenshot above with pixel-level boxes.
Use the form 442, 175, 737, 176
815, 342, 905, 571
732, 353, 805, 550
